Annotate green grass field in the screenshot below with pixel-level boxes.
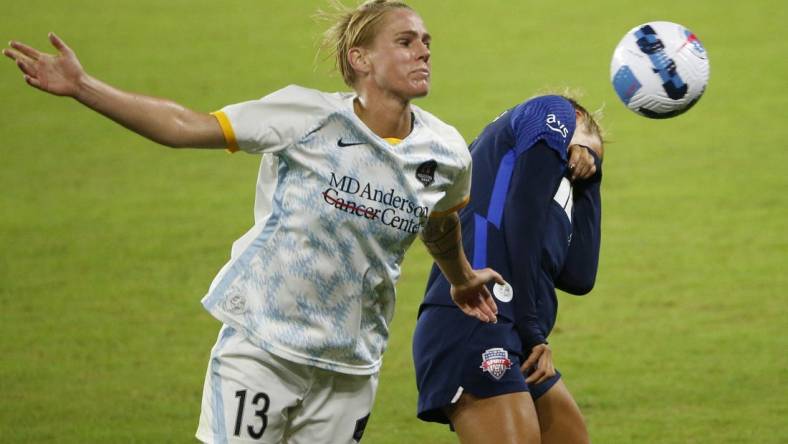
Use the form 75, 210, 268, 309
1, 0, 786, 442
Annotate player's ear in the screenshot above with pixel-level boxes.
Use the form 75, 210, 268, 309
348, 47, 370, 76
574, 109, 587, 129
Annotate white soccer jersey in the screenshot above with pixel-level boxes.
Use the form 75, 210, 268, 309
203, 85, 471, 375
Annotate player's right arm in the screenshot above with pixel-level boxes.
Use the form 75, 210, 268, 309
421, 211, 503, 324
3, 33, 226, 149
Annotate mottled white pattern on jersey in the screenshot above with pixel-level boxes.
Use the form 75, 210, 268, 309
203, 85, 471, 374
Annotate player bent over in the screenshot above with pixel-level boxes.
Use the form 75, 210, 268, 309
413, 95, 604, 444
4, 1, 504, 442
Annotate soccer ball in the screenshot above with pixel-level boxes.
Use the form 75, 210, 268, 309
610, 21, 710, 118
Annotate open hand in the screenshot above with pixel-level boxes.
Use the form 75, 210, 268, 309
3, 33, 85, 96
521, 343, 555, 384
450, 268, 504, 323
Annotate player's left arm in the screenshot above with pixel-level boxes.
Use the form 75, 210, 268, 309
556, 146, 603, 295
421, 213, 504, 324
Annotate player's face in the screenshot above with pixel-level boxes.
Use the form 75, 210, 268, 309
365, 9, 431, 100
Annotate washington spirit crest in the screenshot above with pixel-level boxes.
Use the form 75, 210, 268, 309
480, 348, 512, 380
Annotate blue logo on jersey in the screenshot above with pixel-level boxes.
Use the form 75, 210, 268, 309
634, 25, 688, 100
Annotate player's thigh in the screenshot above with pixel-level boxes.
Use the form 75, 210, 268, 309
414, 306, 527, 425
196, 326, 308, 444
449, 391, 541, 444
534, 380, 589, 444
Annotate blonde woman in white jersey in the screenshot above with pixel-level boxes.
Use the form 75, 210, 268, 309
5, 1, 504, 442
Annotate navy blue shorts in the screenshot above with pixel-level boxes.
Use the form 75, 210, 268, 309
413, 305, 561, 424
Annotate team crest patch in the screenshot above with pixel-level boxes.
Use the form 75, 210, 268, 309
222, 289, 247, 315
480, 347, 513, 380
416, 160, 437, 186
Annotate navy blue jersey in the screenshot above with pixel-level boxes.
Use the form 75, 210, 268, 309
420, 96, 602, 351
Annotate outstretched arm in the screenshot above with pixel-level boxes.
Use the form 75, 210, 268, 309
3, 33, 225, 149
421, 212, 503, 323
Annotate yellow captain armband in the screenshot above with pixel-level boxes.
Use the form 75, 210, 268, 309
210, 111, 239, 153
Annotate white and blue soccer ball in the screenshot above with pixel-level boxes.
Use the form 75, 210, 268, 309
610, 21, 710, 118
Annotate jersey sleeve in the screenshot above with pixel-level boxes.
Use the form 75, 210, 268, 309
431, 130, 472, 217
211, 85, 330, 154
509, 95, 577, 161
555, 152, 603, 295
504, 141, 566, 351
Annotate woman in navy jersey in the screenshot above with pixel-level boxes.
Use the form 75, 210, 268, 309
413, 95, 604, 444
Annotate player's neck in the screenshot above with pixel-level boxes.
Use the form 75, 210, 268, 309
353, 91, 413, 140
